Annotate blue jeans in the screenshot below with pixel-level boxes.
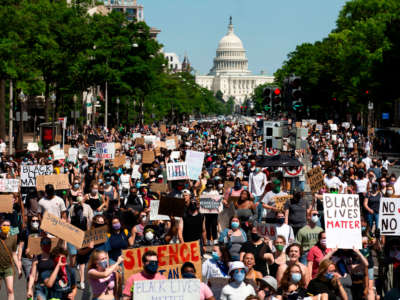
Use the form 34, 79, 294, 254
300, 250, 309, 265
367, 212, 379, 229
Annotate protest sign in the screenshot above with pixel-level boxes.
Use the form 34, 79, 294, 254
180, 126, 189, 133
0, 179, 20, 192
40, 211, 85, 248
133, 279, 200, 300
255, 223, 277, 240
135, 137, 145, 146
53, 149, 65, 160
88, 146, 97, 159
123, 241, 201, 280
150, 200, 170, 221
170, 151, 180, 160
49, 144, 60, 152
316, 124, 323, 131
329, 124, 338, 131
78, 147, 88, 159
113, 155, 126, 168
166, 162, 188, 181
28, 236, 58, 255
63, 144, 71, 155
160, 124, 167, 134
306, 166, 325, 193
36, 174, 69, 191
199, 194, 223, 214
273, 195, 293, 211
95, 142, 115, 159
81, 226, 108, 248
378, 197, 400, 236
27, 142, 39, 152
132, 133, 142, 140
0, 194, 14, 213
149, 183, 169, 193
224, 181, 235, 191
158, 195, 186, 217
144, 135, 157, 145
342, 122, 350, 129
142, 151, 155, 164
323, 193, 362, 249
20, 165, 53, 187
186, 150, 205, 181
165, 138, 176, 150
68, 148, 78, 163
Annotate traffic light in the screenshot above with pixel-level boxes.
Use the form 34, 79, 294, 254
240, 106, 244, 114
272, 87, 282, 111
263, 87, 272, 111
289, 76, 302, 111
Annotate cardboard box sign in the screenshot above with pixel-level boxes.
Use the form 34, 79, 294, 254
113, 155, 126, 168
272, 195, 293, 211
150, 183, 169, 193
28, 236, 59, 255
40, 211, 85, 248
81, 226, 108, 248
0, 194, 14, 213
158, 195, 186, 217
224, 181, 235, 191
123, 241, 201, 280
135, 137, 145, 146
142, 151, 155, 164
63, 144, 71, 155
160, 124, 167, 134
36, 174, 69, 191
306, 166, 325, 193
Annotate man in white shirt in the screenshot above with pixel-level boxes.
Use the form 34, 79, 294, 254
38, 184, 67, 219
249, 167, 267, 202
323, 170, 343, 193
362, 154, 372, 171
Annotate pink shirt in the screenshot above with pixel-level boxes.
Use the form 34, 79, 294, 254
123, 272, 166, 297
307, 245, 331, 278
200, 282, 214, 300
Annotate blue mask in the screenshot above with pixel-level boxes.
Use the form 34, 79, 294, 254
325, 273, 334, 280
106, 181, 112, 185
291, 273, 302, 283
74, 184, 80, 189
212, 251, 220, 261
182, 272, 196, 279
233, 270, 245, 283
98, 260, 108, 269
231, 222, 239, 229
136, 182, 141, 188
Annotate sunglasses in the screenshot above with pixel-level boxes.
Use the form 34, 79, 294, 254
312, 214, 320, 217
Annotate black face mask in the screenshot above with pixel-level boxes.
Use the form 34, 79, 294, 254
93, 223, 104, 228
251, 233, 260, 241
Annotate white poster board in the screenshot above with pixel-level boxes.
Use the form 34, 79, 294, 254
49, 144, 61, 152
166, 139, 176, 150
95, 142, 115, 159
133, 279, 200, 300
150, 200, 170, 221
199, 194, 223, 214
53, 149, 65, 160
68, 148, 78, 163
144, 135, 157, 145
20, 165, 54, 187
185, 150, 205, 181
166, 162, 188, 181
379, 197, 400, 236
171, 151, 180, 160
0, 179, 20, 192
323, 193, 362, 249
27, 143, 39, 152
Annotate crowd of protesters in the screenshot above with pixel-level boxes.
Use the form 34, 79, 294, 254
0, 118, 399, 300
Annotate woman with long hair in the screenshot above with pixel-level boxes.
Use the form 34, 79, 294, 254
269, 235, 287, 278
219, 215, 247, 261
277, 263, 308, 299
243, 252, 263, 282
307, 231, 331, 279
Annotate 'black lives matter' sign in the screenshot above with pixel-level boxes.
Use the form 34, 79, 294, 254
20, 165, 53, 187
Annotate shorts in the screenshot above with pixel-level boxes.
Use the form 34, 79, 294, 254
368, 267, 374, 280
67, 243, 78, 256
0, 266, 13, 278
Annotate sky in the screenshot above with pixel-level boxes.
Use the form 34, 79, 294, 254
143, 0, 348, 76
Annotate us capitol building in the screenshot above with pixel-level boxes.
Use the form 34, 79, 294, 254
195, 17, 274, 104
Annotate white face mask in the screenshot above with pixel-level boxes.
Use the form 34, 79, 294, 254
31, 222, 39, 230
145, 231, 154, 241
387, 190, 394, 196
311, 215, 319, 224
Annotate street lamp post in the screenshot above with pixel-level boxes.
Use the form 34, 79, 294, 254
50, 93, 56, 145
73, 94, 77, 130
116, 97, 120, 126
18, 90, 27, 151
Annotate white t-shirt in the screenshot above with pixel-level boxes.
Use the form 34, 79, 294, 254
249, 171, 267, 197
362, 157, 372, 171
202, 259, 230, 281
38, 195, 67, 218
324, 176, 343, 190
275, 223, 295, 245
220, 282, 256, 300
262, 191, 288, 219
355, 178, 369, 193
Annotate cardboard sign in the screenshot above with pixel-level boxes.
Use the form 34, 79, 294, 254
166, 162, 188, 181
95, 142, 115, 159
63, 145, 71, 155
0, 194, 14, 213
150, 183, 169, 193
0, 179, 20, 192
306, 166, 325, 193
378, 197, 400, 236
142, 151, 155, 164
134, 279, 200, 300
150, 200, 170, 221
186, 150, 205, 181
199, 194, 223, 214
273, 195, 293, 211
81, 226, 108, 248
20, 165, 54, 187
36, 174, 69, 191
113, 155, 126, 168
40, 211, 85, 248
165, 139, 176, 150
255, 222, 277, 240
135, 137, 145, 146
158, 195, 186, 217
28, 236, 58, 255
53, 149, 65, 160
68, 148, 78, 163
323, 193, 362, 249
123, 241, 201, 280
160, 124, 167, 134
224, 181, 235, 191
27, 143, 39, 152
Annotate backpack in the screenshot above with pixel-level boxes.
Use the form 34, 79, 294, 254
71, 204, 87, 231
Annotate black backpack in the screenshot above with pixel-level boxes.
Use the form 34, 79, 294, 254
71, 204, 87, 231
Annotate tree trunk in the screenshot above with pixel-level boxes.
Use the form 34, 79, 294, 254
0, 79, 6, 140
44, 82, 49, 122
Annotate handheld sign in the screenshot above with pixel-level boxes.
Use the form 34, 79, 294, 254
27, 143, 39, 152
123, 241, 201, 280
166, 162, 188, 181
95, 142, 115, 159
81, 226, 108, 248
150, 200, 170, 221
158, 195, 186, 217
165, 139, 176, 150
68, 148, 78, 163
40, 211, 85, 248
0, 194, 14, 213
133, 279, 200, 300
323, 193, 362, 249
306, 166, 325, 193
273, 195, 293, 211
142, 151, 155, 164
28, 236, 58, 255
379, 197, 400, 236
36, 174, 69, 191
0, 179, 20, 192
20, 165, 53, 187
113, 155, 126, 168
186, 150, 205, 181
199, 194, 223, 214
255, 222, 277, 240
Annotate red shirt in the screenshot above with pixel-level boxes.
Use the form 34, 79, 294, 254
307, 245, 331, 278
123, 271, 166, 297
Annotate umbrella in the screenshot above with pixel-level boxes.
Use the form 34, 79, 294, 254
257, 154, 302, 168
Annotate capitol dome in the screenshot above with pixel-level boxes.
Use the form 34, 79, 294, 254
209, 17, 251, 76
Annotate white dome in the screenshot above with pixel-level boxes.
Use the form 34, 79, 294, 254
218, 30, 244, 50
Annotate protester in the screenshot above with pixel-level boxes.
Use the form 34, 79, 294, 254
219, 215, 248, 261
220, 261, 256, 300
181, 262, 215, 300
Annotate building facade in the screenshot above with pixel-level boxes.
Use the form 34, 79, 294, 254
196, 17, 274, 103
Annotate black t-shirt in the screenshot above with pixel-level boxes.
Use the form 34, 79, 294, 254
277, 287, 308, 300
239, 241, 271, 276
285, 198, 308, 229
307, 277, 337, 300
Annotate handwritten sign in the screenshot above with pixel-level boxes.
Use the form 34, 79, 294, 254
36, 174, 69, 191
68, 148, 78, 163
159, 195, 186, 217
273, 195, 293, 211
28, 236, 59, 255
165, 139, 176, 150
186, 150, 205, 181
306, 167, 324, 193
255, 222, 277, 240
53, 149, 65, 160
150, 183, 169, 193
150, 200, 170, 221
95, 142, 115, 159
40, 211, 85, 248
20, 165, 53, 187
113, 155, 126, 168
123, 241, 201, 280
27, 143, 39, 152
0, 179, 20, 192
81, 226, 108, 248
199, 194, 223, 214
379, 197, 400, 236
134, 279, 200, 300
166, 162, 188, 181
0, 194, 14, 213
135, 137, 145, 146
142, 151, 155, 164
323, 194, 362, 249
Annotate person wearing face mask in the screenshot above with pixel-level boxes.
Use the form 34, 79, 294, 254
38, 184, 67, 219
84, 183, 107, 214
219, 216, 247, 261
385, 185, 395, 197
296, 210, 323, 265
108, 217, 133, 267
363, 182, 381, 230
275, 211, 295, 246
103, 176, 119, 204
136, 226, 162, 247
181, 262, 216, 300
307, 231, 331, 279
122, 251, 166, 300
69, 179, 82, 205
202, 244, 231, 284
261, 179, 288, 222
88, 250, 123, 300
220, 261, 256, 300
249, 166, 267, 204
323, 169, 344, 194
277, 263, 312, 299
256, 275, 279, 300
83, 166, 97, 194
131, 212, 149, 245
201, 181, 221, 246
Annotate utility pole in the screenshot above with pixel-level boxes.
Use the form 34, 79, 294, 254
8, 80, 13, 155
105, 81, 108, 129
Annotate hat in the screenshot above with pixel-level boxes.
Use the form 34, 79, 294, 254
273, 179, 281, 185
257, 276, 277, 291
158, 174, 163, 178
182, 189, 191, 195
228, 261, 247, 275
